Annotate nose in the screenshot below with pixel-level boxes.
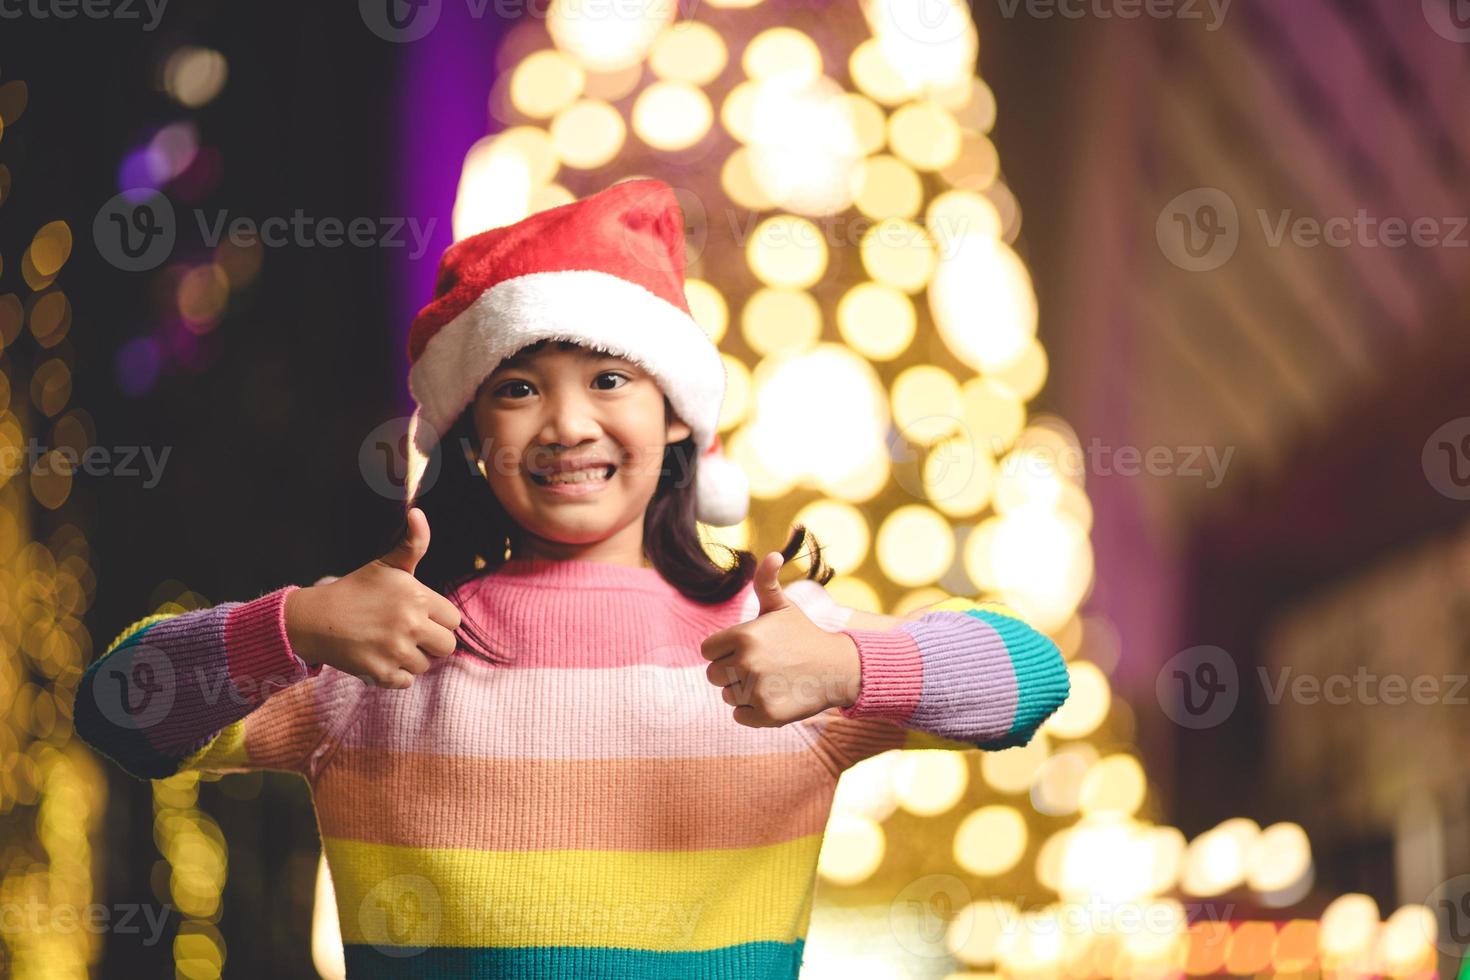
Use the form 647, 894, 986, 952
535, 381, 603, 450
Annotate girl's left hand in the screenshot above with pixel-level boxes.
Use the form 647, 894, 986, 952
700, 552, 862, 728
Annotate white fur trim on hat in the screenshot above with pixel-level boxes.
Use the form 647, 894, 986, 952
409, 269, 724, 457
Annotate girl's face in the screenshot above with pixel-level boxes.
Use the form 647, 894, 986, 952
469, 341, 692, 563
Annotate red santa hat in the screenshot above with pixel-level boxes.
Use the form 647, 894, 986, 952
404, 177, 749, 526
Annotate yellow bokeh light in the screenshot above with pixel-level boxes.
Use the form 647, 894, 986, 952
720, 79, 760, 143
864, 0, 979, 93
510, 49, 585, 119
960, 378, 1027, 456
876, 505, 953, 587
853, 154, 924, 221
924, 434, 997, 518
1245, 822, 1311, 894
747, 214, 828, 289
836, 281, 915, 361
940, 132, 1002, 192
164, 46, 228, 108
928, 189, 1003, 248
822, 574, 883, 616
716, 353, 751, 432
1378, 905, 1435, 973
1077, 753, 1146, 817
1319, 893, 1379, 959
892, 749, 968, 816
890, 364, 963, 447
816, 812, 885, 885
991, 337, 1049, 401
700, 516, 751, 559
726, 425, 795, 500
979, 730, 1049, 794
1030, 743, 1097, 817
930, 234, 1038, 373
29, 221, 72, 279
791, 498, 870, 575
844, 93, 887, 156
742, 27, 822, 84
953, 805, 1027, 877
888, 100, 963, 172
1042, 661, 1109, 740
860, 218, 936, 294
720, 147, 778, 211
947, 899, 1021, 967
649, 21, 727, 85
547, 0, 672, 71
632, 80, 713, 151
849, 37, 920, 106
749, 75, 863, 216
741, 288, 822, 357
550, 98, 625, 169
685, 278, 728, 344
746, 345, 890, 497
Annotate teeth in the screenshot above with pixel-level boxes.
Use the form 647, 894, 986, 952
538, 465, 612, 485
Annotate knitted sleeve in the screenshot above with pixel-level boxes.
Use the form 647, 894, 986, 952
779, 580, 1071, 774
73, 586, 366, 782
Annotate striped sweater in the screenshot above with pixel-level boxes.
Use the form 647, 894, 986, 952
75, 557, 1069, 978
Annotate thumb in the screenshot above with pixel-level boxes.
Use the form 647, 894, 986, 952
754, 551, 793, 615
379, 506, 431, 574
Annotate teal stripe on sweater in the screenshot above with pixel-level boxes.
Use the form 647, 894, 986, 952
342, 939, 806, 979
965, 608, 1070, 751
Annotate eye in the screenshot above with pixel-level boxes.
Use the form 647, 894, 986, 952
594, 371, 630, 391
494, 379, 533, 399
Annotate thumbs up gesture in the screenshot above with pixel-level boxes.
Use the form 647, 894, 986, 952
284, 507, 463, 689
699, 551, 862, 728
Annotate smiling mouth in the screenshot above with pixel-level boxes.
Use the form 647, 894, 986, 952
528, 465, 617, 486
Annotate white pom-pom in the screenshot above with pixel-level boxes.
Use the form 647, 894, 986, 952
695, 451, 750, 527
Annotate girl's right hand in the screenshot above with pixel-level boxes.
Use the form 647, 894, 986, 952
283, 507, 463, 689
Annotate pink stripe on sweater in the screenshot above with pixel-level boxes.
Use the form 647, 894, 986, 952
337, 657, 828, 762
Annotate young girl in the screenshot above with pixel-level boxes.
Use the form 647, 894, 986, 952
75, 178, 1070, 978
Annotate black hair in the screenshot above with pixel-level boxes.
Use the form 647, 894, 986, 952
399, 339, 834, 665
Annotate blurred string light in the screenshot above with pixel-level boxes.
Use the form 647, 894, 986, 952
408, 2, 1432, 976
109, 46, 253, 399
0, 72, 110, 980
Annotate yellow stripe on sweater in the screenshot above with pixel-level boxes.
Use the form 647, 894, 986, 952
179, 720, 249, 772
323, 834, 823, 950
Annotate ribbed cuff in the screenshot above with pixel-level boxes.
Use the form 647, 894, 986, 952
835, 627, 923, 722
222, 585, 321, 704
